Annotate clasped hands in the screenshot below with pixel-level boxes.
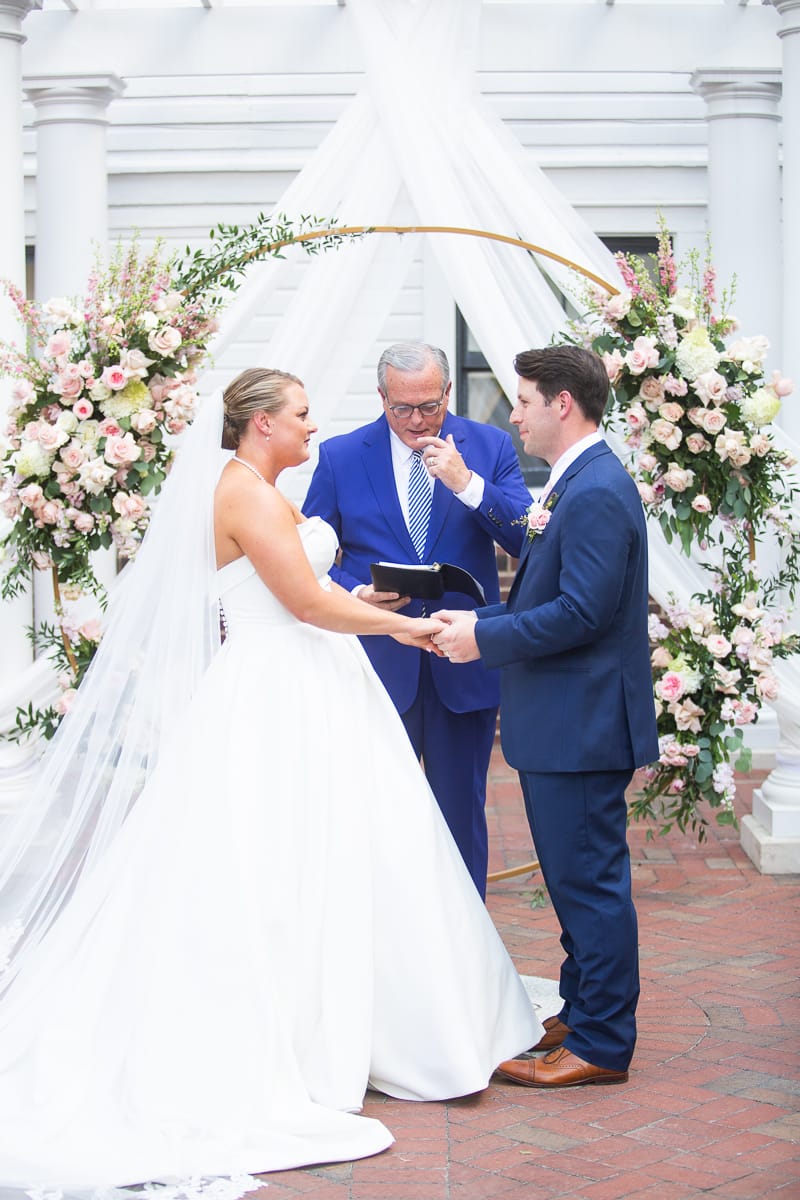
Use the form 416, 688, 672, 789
394, 609, 480, 661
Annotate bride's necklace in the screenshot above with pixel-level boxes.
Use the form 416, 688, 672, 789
233, 456, 269, 485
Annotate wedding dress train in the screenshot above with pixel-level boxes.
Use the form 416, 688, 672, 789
0, 516, 541, 1193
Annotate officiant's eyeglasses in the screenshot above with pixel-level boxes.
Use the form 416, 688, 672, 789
386, 398, 444, 420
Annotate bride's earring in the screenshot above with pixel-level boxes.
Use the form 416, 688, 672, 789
264, 427, 272, 442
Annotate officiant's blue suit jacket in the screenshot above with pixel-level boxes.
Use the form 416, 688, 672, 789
303, 411, 531, 715
475, 441, 659, 772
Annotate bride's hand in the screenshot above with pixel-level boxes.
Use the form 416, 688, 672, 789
392, 617, 445, 650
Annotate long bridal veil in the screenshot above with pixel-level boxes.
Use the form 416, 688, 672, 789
0, 391, 226, 996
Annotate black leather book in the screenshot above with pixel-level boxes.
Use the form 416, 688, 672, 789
369, 561, 486, 605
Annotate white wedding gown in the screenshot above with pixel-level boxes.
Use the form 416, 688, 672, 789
0, 516, 541, 1195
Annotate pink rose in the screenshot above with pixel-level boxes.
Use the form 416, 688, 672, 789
705, 634, 732, 658
599, 350, 623, 381
656, 672, 685, 703
651, 646, 672, 669
60, 442, 86, 472
12, 379, 34, 403
649, 419, 683, 451
663, 465, 694, 493
130, 409, 158, 435
663, 374, 689, 397
112, 491, 148, 521
78, 618, 103, 643
755, 674, 779, 701
73, 398, 94, 421
37, 423, 68, 451
52, 372, 83, 399
670, 698, 705, 733
147, 326, 183, 356
46, 331, 72, 359
98, 418, 123, 438
68, 509, 95, 533
693, 370, 727, 406
701, 408, 728, 436
770, 370, 793, 398
1, 494, 21, 519
735, 700, 758, 724
637, 452, 658, 473
638, 376, 666, 409
104, 433, 142, 467
658, 402, 684, 423
625, 404, 649, 432
527, 505, 552, 533
624, 336, 660, 376
18, 483, 44, 509
38, 500, 62, 525
668, 778, 686, 794
604, 292, 632, 321
101, 365, 128, 392
691, 494, 712, 514
685, 432, 710, 454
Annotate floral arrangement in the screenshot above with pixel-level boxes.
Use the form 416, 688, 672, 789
0, 214, 361, 739
570, 218, 797, 558
632, 543, 799, 838
566, 219, 800, 839
0, 240, 217, 600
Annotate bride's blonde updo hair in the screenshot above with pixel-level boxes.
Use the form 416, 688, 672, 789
221, 367, 304, 450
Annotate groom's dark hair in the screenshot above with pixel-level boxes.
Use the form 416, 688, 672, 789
514, 345, 609, 426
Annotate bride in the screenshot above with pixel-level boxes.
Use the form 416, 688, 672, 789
0, 367, 542, 1193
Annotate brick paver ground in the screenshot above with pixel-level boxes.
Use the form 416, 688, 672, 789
255, 752, 799, 1199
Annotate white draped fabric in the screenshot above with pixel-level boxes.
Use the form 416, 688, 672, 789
2, 0, 797, 793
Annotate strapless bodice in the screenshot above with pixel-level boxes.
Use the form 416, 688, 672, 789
216, 515, 339, 630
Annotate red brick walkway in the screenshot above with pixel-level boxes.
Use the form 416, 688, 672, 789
257, 750, 800, 1199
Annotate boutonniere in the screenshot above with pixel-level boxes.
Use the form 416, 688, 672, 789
517, 490, 559, 542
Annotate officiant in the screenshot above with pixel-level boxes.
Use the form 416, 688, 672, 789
303, 341, 530, 895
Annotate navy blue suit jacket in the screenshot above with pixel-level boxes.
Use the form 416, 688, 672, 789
303, 412, 531, 715
475, 442, 659, 773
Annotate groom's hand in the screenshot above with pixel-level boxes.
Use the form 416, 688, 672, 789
431, 609, 480, 663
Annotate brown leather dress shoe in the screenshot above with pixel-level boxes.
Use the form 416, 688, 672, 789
496, 1046, 629, 1088
530, 1015, 570, 1052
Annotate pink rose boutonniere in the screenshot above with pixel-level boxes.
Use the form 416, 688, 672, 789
520, 491, 559, 542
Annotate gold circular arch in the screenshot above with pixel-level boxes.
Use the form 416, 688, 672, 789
212, 223, 620, 297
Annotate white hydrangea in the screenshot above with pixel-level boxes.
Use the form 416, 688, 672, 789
741, 387, 781, 427
12, 440, 53, 479
674, 327, 721, 381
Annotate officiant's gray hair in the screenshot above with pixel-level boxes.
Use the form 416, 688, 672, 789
377, 342, 450, 395
222, 367, 303, 450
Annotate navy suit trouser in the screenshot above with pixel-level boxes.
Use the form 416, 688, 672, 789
519, 769, 640, 1071
400, 652, 496, 899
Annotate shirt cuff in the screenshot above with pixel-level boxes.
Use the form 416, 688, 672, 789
454, 471, 484, 510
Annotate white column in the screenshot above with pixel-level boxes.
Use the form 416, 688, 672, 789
740, 5, 800, 874
0, 1, 40, 685
772, 1, 800, 442
24, 74, 125, 626
690, 70, 782, 367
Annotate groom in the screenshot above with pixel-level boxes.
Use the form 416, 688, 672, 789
433, 345, 658, 1086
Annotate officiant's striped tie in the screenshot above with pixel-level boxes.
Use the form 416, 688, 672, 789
408, 450, 432, 560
